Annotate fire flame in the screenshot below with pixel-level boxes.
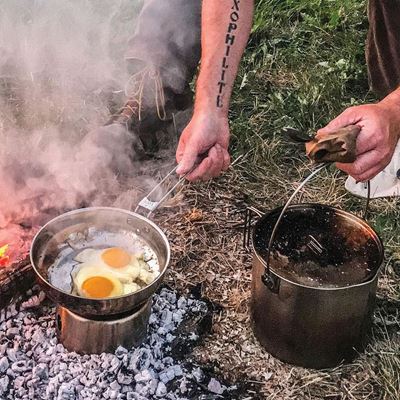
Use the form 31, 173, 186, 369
0, 244, 10, 267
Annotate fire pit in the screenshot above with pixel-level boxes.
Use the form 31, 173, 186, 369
0, 285, 232, 399
0, 226, 37, 312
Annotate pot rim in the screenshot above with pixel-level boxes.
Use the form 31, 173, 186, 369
251, 203, 384, 291
30, 206, 171, 302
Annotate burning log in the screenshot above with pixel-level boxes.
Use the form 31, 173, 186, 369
0, 225, 36, 309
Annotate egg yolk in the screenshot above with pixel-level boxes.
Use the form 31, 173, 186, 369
101, 247, 131, 268
81, 276, 115, 298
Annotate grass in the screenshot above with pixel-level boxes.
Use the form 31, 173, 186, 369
232, 1, 370, 148
231, 0, 400, 249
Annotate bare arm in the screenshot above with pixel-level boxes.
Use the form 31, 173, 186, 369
176, 0, 254, 181
197, 0, 254, 115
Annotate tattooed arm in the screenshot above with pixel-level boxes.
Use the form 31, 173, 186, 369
176, 0, 254, 181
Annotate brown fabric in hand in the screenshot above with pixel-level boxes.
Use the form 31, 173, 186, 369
306, 125, 361, 164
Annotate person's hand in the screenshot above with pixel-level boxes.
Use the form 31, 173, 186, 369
318, 102, 400, 182
176, 111, 230, 181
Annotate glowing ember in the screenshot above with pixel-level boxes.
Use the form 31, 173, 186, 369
0, 244, 10, 267
0, 244, 8, 257
0, 224, 38, 268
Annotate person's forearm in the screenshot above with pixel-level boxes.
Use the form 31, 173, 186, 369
195, 0, 254, 116
379, 87, 400, 140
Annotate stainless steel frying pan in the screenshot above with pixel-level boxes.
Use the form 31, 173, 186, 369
30, 207, 171, 318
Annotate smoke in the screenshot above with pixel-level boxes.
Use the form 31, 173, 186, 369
0, 0, 177, 234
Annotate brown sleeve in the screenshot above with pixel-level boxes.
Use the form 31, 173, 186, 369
367, 0, 400, 99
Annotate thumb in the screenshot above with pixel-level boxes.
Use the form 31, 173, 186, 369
176, 148, 199, 175
318, 107, 362, 135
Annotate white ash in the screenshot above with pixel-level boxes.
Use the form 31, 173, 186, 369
207, 378, 225, 395
0, 288, 228, 399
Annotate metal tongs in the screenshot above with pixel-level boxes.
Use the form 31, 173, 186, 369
135, 151, 209, 217
135, 164, 188, 217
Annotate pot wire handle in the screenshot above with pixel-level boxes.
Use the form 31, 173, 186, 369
262, 163, 372, 290
243, 206, 264, 251
262, 163, 329, 289
363, 181, 371, 220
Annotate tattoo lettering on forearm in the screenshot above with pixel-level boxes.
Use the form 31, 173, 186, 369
217, 0, 240, 108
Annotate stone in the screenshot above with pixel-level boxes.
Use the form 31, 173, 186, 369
0, 289, 211, 400
134, 369, 153, 383
109, 380, 121, 391
117, 370, 133, 385
192, 367, 204, 383
115, 346, 128, 358
0, 356, 10, 374
207, 378, 224, 395
0, 375, 10, 396
6, 327, 20, 339
6, 348, 17, 362
11, 360, 30, 373
173, 365, 183, 377
155, 382, 167, 397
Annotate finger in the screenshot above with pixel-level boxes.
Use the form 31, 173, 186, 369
354, 164, 387, 182
207, 145, 224, 178
336, 149, 390, 179
355, 131, 378, 156
175, 135, 186, 162
185, 157, 212, 182
176, 147, 198, 175
317, 107, 362, 135
221, 149, 231, 171
187, 145, 225, 181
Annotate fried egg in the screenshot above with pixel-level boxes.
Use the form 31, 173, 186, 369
73, 265, 124, 299
74, 247, 141, 282
72, 246, 158, 299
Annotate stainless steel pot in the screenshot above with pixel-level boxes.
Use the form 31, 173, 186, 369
244, 166, 384, 369
30, 207, 170, 318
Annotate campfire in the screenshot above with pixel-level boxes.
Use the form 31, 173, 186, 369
0, 245, 9, 267
0, 225, 38, 270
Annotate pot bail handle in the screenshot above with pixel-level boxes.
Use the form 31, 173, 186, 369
262, 164, 371, 291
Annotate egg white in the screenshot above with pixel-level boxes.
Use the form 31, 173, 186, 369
137, 259, 156, 285
73, 264, 124, 298
123, 281, 141, 295
74, 248, 141, 282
